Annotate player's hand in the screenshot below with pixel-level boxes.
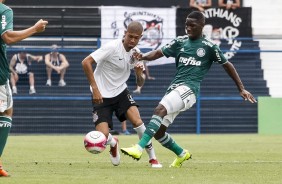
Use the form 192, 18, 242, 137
92, 88, 103, 104
134, 62, 144, 76
133, 51, 143, 61
34, 19, 48, 33
240, 89, 257, 103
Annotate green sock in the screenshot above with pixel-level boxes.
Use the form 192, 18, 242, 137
138, 115, 162, 148
157, 132, 184, 156
0, 116, 12, 156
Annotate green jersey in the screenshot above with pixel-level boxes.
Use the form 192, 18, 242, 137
0, 3, 13, 85
161, 35, 227, 97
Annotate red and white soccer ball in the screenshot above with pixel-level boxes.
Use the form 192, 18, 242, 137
84, 131, 107, 154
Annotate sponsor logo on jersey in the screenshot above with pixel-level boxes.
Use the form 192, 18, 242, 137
1, 15, 7, 29
0, 122, 12, 128
179, 56, 201, 66
196, 48, 205, 57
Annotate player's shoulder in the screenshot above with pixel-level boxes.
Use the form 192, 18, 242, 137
0, 4, 12, 13
201, 36, 218, 49
175, 35, 189, 42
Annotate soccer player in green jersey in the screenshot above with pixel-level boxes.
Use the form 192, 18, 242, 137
0, 0, 48, 176
121, 11, 257, 168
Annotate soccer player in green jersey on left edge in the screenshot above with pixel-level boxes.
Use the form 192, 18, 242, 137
121, 11, 257, 168
0, 0, 48, 177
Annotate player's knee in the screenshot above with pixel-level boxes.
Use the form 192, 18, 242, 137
154, 104, 167, 117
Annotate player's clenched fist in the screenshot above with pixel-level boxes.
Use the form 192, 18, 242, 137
34, 19, 48, 33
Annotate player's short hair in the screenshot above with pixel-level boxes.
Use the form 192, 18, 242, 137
187, 11, 205, 24
127, 21, 143, 34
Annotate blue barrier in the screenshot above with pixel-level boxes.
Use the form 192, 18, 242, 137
13, 95, 254, 134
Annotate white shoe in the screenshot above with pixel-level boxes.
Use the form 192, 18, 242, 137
46, 79, 52, 86
58, 80, 66, 87
12, 87, 17, 94
29, 88, 36, 94
110, 137, 120, 166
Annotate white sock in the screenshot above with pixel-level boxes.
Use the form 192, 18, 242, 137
30, 86, 35, 90
134, 123, 156, 160
106, 133, 117, 147
12, 86, 17, 90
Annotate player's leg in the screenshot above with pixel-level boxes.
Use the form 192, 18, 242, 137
93, 100, 120, 166
154, 86, 196, 167
28, 72, 36, 94
46, 66, 52, 86
126, 106, 162, 168
0, 82, 13, 176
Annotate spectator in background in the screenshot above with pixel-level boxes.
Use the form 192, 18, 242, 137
133, 63, 155, 94
218, 0, 240, 10
190, 0, 212, 12
9, 49, 43, 94
45, 44, 69, 86
121, 120, 131, 135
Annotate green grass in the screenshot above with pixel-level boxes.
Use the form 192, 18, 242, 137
1, 134, 282, 184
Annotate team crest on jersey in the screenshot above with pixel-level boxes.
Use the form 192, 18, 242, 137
196, 48, 205, 57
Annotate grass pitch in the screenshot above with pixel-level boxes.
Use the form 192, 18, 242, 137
1, 134, 282, 184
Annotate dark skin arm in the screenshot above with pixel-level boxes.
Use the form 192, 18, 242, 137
222, 62, 257, 103
134, 49, 164, 61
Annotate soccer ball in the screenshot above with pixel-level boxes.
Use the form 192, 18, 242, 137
84, 131, 107, 154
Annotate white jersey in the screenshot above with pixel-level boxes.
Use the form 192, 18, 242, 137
90, 39, 144, 98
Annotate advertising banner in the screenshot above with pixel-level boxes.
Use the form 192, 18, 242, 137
101, 6, 176, 65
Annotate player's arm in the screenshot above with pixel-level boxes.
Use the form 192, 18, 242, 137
135, 49, 164, 61
222, 62, 256, 103
81, 55, 103, 104
2, 19, 48, 45
134, 62, 145, 87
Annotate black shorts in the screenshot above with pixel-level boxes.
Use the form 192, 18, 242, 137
92, 88, 138, 129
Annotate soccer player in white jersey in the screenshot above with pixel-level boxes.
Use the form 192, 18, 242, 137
121, 11, 257, 168
81, 21, 162, 168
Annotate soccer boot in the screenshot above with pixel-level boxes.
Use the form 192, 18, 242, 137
169, 149, 192, 168
120, 144, 142, 161
0, 168, 9, 177
149, 159, 162, 168
109, 137, 120, 166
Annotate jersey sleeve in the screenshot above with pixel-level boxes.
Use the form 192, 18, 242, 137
0, 8, 13, 35
161, 38, 179, 58
211, 45, 228, 64
90, 42, 113, 64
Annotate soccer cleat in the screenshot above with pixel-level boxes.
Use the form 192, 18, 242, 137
109, 137, 120, 166
0, 168, 9, 177
58, 80, 66, 87
120, 144, 142, 161
169, 150, 192, 168
46, 79, 52, 86
149, 159, 162, 168
29, 88, 36, 95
